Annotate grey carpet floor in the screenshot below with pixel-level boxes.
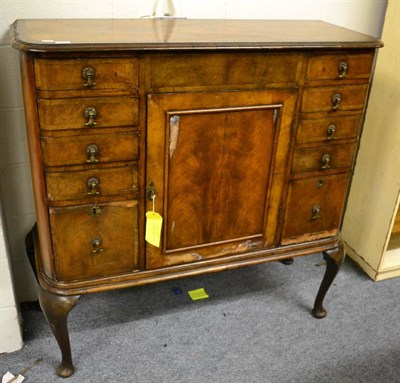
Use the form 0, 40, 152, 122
1, 253, 400, 383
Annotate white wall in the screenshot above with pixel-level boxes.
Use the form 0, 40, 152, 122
0, 202, 23, 353
0, 0, 387, 352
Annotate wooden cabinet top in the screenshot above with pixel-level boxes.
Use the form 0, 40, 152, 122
11, 19, 382, 52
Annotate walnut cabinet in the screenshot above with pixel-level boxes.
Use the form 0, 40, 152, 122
11, 19, 382, 377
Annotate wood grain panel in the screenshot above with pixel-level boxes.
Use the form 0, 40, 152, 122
282, 173, 350, 244
38, 97, 138, 131
301, 85, 368, 113
35, 58, 138, 91
41, 131, 139, 167
50, 201, 139, 281
45, 164, 138, 202
306, 53, 374, 81
296, 114, 362, 144
146, 89, 297, 269
165, 107, 277, 250
150, 53, 302, 91
292, 143, 356, 174
11, 19, 382, 53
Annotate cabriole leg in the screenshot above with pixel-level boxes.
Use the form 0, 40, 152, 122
38, 285, 80, 378
312, 238, 345, 319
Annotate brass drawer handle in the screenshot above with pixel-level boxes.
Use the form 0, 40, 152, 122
82, 66, 96, 87
312, 205, 321, 220
91, 238, 103, 253
87, 177, 100, 195
327, 124, 336, 140
321, 153, 331, 170
86, 144, 99, 163
84, 107, 98, 127
338, 61, 348, 79
331, 93, 342, 111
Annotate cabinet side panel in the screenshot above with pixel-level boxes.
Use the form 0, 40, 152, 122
19, 52, 54, 279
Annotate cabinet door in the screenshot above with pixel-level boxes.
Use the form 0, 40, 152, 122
146, 90, 297, 269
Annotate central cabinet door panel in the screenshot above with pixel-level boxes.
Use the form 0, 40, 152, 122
146, 90, 297, 269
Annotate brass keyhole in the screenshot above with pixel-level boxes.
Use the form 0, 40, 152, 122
89, 205, 101, 217
146, 181, 158, 201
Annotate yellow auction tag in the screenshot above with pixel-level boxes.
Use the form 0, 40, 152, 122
145, 211, 163, 247
188, 288, 209, 301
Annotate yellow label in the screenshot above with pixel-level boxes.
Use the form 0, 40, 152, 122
145, 211, 163, 248
188, 288, 209, 301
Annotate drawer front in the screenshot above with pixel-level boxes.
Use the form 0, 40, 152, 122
50, 201, 139, 281
292, 143, 356, 174
306, 53, 374, 81
41, 132, 139, 167
38, 97, 139, 131
301, 85, 368, 113
282, 173, 350, 243
46, 165, 138, 202
150, 53, 302, 90
35, 58, 139, 91
296, 114, 362, 144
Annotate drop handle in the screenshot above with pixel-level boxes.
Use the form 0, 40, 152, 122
91, 238, 103, 253
338, 61, 348, 79
82, 66, 96, 87
327, 124, 336, 140
84, 107, 98, 127
87, 177, 100, 195
86, 144, 99, 163
312, 205, 321, 220
331, 93, 342, 111
321, 154, 331, 170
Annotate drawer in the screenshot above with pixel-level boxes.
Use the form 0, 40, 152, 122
292, 143, 356, 174
38, 97, 139, 131
35, 58, 138, 91
296, 114, 362, 144
46, 164, 138, 202
306, 53, 374, 81
301, 85, 369, 113
49, 201, 139, 281
41, 131, 139, 167
281, 173, 350, 244
150, 53, 302, 90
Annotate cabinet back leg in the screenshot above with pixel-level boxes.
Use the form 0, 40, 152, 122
312, 238, 345, 318
38, 285, 80, 377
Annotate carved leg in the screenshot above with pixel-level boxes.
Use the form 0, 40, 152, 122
312, 238, 345, 319
38, 285, 80, 378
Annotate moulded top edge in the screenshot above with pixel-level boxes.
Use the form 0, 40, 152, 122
10, 19, 383, 53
